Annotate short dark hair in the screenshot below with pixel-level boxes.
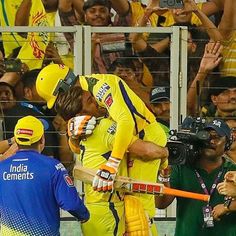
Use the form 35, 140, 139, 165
210, 76, 236, 96
21, 69, 41, 89
109, 58, 137, 72
18, 140, 41, 150
55, 86, 83, 121
0, 81, 15, 97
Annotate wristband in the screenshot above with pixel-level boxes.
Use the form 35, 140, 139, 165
224, 198, 233, 211
158, 175, 170, 183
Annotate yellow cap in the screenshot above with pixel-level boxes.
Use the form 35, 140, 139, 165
14, 116, 44, 146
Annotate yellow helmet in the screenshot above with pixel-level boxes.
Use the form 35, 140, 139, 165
36, 64, 77, 109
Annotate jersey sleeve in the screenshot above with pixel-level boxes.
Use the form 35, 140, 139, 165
103, 121, 138, 151
52, 162, 89, 221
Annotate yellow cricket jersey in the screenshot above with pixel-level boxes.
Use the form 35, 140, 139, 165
79, 74, 156, 160
17, 1, 55, 70
220, 31, 236, 77
0, 0, 25, 57
79, 118, 130, 204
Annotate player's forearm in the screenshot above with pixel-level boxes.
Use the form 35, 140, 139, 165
155, 186, 175, 209
155, 169, 175, 208
68, 137, 81, 154
0, 139, 11, 154
1, 143, 18, 161
128, 139, 168, 160
58, 135, 74, 165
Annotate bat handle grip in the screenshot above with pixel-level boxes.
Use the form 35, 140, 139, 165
163, 187, 210, 202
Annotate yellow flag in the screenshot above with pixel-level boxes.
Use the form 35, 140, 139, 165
17, 1, 55, 69
0, 0, 24, 57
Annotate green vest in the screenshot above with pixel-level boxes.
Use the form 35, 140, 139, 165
171, 158, 236, 236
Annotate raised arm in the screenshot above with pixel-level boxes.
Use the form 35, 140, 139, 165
182, 0, 222, 42
15, 0, 32, 38
187, 41, 223, 115
72, 0, 85, 22
218, 0, 236, 40
129, 0, 168, 53
201, 0, 221, 17
110, 0, 130, 16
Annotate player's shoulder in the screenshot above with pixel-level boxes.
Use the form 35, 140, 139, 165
39, 155, 68, 174
33, 152, 61, 167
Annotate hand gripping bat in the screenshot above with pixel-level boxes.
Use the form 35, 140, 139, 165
73, 165, 210, 202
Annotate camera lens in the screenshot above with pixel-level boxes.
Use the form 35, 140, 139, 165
167, 0, 175, 6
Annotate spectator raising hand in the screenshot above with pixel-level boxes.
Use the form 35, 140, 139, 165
187, 41, 223, 115
199, 41, 223, 74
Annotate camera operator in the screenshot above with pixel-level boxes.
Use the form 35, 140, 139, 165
156, 118, 236, 236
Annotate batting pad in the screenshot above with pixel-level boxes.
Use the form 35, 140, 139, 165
124, 195, 149, 236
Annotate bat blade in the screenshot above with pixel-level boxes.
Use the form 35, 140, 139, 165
73, 165, 210, 202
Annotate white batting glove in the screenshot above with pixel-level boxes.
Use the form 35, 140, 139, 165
68, 115, 96, 138
92, 157, 121, 192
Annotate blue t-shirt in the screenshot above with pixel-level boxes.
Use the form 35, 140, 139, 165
0, 150, 89, 236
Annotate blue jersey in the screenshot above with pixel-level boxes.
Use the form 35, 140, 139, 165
0, 150, 89, 236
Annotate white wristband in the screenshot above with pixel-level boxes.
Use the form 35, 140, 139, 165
158, 175, 170, 183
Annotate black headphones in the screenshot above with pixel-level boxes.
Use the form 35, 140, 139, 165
53, 69, 77, 96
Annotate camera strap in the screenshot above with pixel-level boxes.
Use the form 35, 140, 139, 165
194, 169, 223, 196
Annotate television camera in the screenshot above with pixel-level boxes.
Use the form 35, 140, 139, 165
167, 117, 210, 165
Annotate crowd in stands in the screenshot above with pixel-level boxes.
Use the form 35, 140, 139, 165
0, 0, 236, 233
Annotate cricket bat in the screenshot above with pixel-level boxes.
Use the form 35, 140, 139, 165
73, 165, 210, 202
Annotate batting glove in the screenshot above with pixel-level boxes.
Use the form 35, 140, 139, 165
68, 115, 96, 138
92, 157, 121, 192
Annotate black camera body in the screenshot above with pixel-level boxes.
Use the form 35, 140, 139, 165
167, 117, 210, 165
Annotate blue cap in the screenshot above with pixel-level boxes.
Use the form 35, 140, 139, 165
205, 119, 231, 139
150, 87, 170, 103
